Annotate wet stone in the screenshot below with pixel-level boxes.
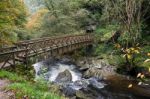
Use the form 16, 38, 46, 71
55, 70, 72, 83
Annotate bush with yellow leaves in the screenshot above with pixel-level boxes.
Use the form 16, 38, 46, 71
122, 46, 141, 71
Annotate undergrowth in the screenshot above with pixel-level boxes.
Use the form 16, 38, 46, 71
0, 70, 66, 99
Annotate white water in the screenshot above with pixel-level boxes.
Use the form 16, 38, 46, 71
33, 58, 107, 97
33, 61, 82, 82
48, 63, 81, 82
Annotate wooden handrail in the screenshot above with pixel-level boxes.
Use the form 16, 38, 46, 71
0, 34, 93, 68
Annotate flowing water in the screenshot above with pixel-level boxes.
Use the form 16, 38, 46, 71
33, 58, 150, 99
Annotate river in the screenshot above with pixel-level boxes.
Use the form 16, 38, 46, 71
33, 57, 150, 99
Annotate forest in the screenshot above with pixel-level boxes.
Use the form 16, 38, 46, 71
0, 0, 150, 99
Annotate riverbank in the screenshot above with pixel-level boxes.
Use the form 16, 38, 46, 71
0, 54, 150, 99
0, 70, 66, 99
0, 79, 14, 99
32, 56, 150, 99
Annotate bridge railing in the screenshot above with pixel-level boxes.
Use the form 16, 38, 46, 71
0, 34, 93, 55
0, 34, 93, 68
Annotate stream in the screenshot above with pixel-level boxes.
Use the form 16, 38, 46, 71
33, 57, 150, 99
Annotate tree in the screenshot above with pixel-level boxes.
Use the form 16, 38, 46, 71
0, 0, 27, 47
34, 0, 89, 36
100, 0, 149, 47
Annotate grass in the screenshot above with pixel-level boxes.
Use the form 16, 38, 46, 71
0, 70, 66, 99
95, 25, 119, 42
7, 82, 63, 99
0, 70, 26, 82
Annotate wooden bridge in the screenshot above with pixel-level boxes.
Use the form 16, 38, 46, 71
0, 34, 93, 69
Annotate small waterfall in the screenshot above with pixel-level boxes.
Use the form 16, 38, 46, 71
33, 58, 106, 98
33, 58, 82, 82
48, 63, 81, 82
33, 57, 150, 99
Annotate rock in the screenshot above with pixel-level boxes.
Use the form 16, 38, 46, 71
73, 79, 89, 89
76, 90, 95, 99
84, 65, 116, 79
92, 59, 110, 69
55, 70, 72, 83
84, 67, 103, 79
62, 86, 76, 97
77, 58, 111, 73
70, 96, 76, 99
79, 66, 90, 71
63, 79, 89, 91
61, 79, 90, 97
88, 77, 105, 89
62, 79, 88, 96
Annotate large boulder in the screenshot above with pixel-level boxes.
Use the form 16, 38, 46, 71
84, 65, 116, 79
55, 70, 72, 83
84, 67, 102, 79
77, 58, 110, 71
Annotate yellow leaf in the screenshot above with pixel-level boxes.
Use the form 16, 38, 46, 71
137, 47, 141, 50
138, 82, 142, 85
114, 43, 121, 48
134, 50, 140, 54
127, 54, 132, 59
126, 49, 130, 53
130, 48, 134, 51
123, 54, 126, 58
149, 68, 150, 72
137, 73, 142, 78
140, 74, 145, 79
144, 59, 150, 63
128, 84, 133, 88
147, 53, 150, 56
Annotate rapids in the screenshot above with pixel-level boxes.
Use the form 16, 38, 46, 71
33, 57, 150, 99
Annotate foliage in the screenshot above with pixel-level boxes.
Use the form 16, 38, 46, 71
122, 46, 140, 66
0, 70, 65, 99
7, 82, 63, 99
112, 43, 150, 73
79, 0, 103, 25
91, 0, 150, 73
0, 70, 25, 82
25, 8, 49, 38
24, 0, 45, 14
95, 25, 119, 42
96, 0, 150, 47
14, 28, 32, 40
0, 0, 27, 47
26, 0, 91, 37
95, 44, 113, 56
13, 64, 35, 81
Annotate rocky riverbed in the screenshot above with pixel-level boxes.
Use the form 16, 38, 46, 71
33, 57, 150, 99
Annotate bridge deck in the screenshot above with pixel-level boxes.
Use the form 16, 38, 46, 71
0, 34, 93, 68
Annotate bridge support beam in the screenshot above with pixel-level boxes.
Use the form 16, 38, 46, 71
0, 34, 93, 69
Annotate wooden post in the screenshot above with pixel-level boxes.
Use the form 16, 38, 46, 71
24, 44, 29, 69
12, 52, 16, 69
